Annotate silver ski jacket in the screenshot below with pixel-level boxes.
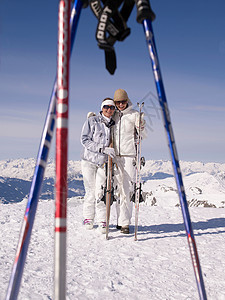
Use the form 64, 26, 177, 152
81, 112, 114, 166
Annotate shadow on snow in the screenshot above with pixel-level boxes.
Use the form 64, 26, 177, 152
136, 217, 225, 241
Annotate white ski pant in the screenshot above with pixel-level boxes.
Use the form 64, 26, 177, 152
114, 156, 136, 226
81, 160, 106, 223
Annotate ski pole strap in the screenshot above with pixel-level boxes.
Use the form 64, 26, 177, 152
90, 0, 134, 74
134, 0, 156, 23
90, 0, 133, 45
104, 49, 117, 75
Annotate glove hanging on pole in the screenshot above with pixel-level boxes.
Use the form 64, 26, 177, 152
90, 0, 134, 74
89, 0, 155, 74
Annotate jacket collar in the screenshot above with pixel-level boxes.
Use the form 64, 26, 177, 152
99, 112, 115, 128
116, 100, 133, 116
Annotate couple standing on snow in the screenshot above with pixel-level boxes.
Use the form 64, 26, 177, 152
80, 89, 146, 234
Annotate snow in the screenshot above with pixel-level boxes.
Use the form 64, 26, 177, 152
0, 158, 225, 299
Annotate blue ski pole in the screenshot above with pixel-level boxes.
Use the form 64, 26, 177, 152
134, 1, 207, 299
5, 1, 83, 299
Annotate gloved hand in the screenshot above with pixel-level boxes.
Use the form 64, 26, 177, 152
103, 147, 116, 158
87, 112, 96, 118
135, 113, 146, 131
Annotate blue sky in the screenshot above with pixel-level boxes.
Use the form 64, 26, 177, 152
0, 0, 225, 163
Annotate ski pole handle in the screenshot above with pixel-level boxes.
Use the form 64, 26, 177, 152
134, 0, 156, 23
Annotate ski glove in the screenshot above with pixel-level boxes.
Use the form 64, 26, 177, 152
103, 147, 116, 158
135, 113, 146, 131
87, 112, 96, 118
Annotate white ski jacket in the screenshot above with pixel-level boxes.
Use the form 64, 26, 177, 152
113, 101, 146, 156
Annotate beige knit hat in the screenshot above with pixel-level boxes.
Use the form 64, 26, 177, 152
113, 89, 129, 102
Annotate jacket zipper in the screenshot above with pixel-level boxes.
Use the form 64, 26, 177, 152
118, 111, 122, 156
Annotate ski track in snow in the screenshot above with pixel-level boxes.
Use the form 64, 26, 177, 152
0, 198, 225, 300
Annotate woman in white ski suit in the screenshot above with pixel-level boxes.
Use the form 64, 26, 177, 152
80, 98, 115, 232
113, 89, 146, 234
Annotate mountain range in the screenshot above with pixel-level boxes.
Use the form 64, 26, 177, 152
0, 158, 224, 207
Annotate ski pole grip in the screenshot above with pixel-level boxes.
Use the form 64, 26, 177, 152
135, 0, 156, 23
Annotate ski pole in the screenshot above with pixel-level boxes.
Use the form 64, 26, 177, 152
105, 154, 113, 240
55, 0, 71, 298
139, 11, 207, 300
5, 1, 83, 299
105, 128, 114, 240
134, 102, 144, 241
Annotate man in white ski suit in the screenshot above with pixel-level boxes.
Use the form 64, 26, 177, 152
113, 89, 146, 234
80, 98, 116, 233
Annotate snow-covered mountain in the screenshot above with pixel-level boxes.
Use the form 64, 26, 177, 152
0, 158, 225, 207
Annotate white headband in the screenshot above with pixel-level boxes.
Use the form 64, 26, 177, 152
101, 99, 115, 110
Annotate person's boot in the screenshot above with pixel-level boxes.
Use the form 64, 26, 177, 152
121, 225, 129, 234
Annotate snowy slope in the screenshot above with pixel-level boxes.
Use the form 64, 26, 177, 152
0, 199, 225, 299
0, 158, 225, 299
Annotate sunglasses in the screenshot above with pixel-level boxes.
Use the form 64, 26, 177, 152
115, 100, 127, 104
103, 105, 115, 110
